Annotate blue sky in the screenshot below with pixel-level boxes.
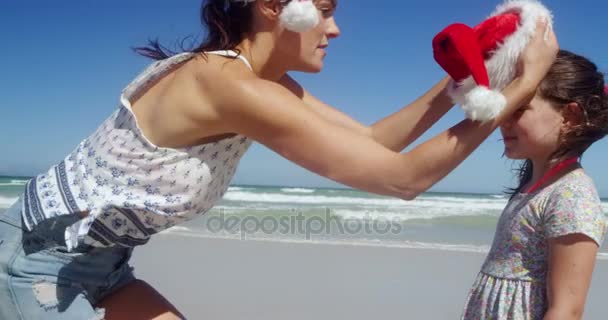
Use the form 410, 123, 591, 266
1, 0, 606, 195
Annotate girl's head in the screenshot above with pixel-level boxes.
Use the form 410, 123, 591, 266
503, 50, 607, 194
137, 0, 340, 73
501, 50, 607, 163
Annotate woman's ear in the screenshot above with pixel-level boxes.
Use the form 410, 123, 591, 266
255, 0, 282, 22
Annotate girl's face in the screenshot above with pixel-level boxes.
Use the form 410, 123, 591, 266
500, 93, 565, 162
277, 0, 341, 73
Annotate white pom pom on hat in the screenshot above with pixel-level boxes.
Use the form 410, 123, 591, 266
231, 0, 319, 32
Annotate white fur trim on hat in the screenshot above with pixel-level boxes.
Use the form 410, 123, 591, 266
449, 0, 553, 122
485, 0, 553, 90
280, 0, 319, 32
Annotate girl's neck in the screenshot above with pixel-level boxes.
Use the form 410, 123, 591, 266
526, 156, 579, 193
530, 158, 551, 185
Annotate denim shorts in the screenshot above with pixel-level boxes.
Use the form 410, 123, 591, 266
0, 197, 135, 320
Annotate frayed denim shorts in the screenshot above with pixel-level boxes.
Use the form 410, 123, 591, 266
0, 197, 135, 320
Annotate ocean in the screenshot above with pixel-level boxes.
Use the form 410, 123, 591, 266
1, 175, 606, 256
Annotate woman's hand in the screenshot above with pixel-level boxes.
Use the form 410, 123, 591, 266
495, 18, 559, 124
518, 18, 560, 88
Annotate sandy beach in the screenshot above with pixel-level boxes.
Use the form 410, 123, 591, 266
132, 233, 608, 320
2, 181, 606, 319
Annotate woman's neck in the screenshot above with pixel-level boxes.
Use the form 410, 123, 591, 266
236, 35, 289, 82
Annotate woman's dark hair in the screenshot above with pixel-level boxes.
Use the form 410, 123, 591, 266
135, 0, 338, 60
507, 50, 608, 196
135, 0, 263, 60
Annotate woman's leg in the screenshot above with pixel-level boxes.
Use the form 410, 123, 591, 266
96, 279, 185, 320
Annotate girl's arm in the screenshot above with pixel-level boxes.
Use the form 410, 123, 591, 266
544, 234, 599, 320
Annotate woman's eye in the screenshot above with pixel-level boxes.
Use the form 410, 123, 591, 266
318, 7, 334, 18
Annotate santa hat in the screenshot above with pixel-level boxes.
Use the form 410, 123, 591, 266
433, 0, 553, 121
232, 0, 319, 32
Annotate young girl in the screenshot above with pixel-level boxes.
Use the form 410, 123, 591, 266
0, 0, 558, 319
461, 50, 608, 319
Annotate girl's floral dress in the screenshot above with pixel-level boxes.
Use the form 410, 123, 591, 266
461, 170, 607, 319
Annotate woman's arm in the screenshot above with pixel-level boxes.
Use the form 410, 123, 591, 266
278, 74, 454, 152
205, 19, 555, 200
544, 234, 599, 320
277, 74, 372, 137
369, 76, 453, 151
209, 73, 536, 200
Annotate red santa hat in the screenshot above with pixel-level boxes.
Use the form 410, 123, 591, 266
233, 0, 319, 32
433, 0, 553, 121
